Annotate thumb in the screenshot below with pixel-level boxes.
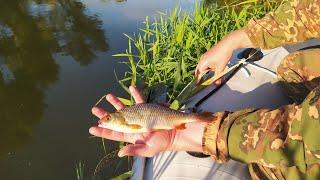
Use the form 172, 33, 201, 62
195, 66, 203, 83
195, 66, 210, 84
118, 144, 154, 157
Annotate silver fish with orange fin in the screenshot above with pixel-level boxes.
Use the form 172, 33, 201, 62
98, 103, 213, 133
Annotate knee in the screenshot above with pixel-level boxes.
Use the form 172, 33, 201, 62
276, 49, 320, 103
277, 49, 320, 85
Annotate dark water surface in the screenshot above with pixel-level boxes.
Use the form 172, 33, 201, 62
0, 0, 196, 179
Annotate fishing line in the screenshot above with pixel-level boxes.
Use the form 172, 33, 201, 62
95, 95, 106, 106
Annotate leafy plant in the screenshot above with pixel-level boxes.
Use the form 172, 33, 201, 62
114, 0, 281, 102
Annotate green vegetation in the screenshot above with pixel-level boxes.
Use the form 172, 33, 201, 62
110, 171, 132, 180
75, 161, 85, 180
114, 0, 281, 103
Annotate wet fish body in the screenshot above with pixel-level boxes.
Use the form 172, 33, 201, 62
98, 103, 210, 133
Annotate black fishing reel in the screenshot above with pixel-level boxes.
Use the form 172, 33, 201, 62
238, 48, 263, 62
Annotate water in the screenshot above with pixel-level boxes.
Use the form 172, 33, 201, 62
0, 0, 197, 179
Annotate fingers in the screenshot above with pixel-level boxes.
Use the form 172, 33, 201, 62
213, 63, 227, 85
197, 69, 211, 84
195, 67, 201, 83
195, 58, 204, 83
89, 127, 155, 157
89, 127, 130, 143
195, 57, 211, 83
92, 107, 109, 119
106, 94, 125, 110
118, 143, 154, 157
215, 79, 222, 85
195, 67, 205, 83
102, 86, 143, 110
129, 86, 144, 104
95, 86, 143, 112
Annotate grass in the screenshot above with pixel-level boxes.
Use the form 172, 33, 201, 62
110, 171, 132, 180
114, 0, 282, 103
75, 161, 85, 180
90, 0, 283, 179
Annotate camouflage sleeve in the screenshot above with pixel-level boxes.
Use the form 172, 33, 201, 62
245, 0, 320, 49
203, 87, 320, 173
203, 49, 320, 178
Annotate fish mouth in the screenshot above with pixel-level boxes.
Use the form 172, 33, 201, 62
97, 122, 106, 128
97, 120, 109, 128
98, 120, 106, 127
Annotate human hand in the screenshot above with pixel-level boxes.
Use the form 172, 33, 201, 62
89, 86, 206, 157
195, 29, 253, 84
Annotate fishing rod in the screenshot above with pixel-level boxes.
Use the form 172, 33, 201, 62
171, 48, 263, 111
198, 48, 263, 86
186, 48, 263, 158
193, 48, 263, 110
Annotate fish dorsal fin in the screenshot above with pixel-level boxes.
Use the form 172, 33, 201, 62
155, 103, 170, 107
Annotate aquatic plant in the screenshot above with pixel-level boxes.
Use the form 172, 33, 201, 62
114, 0, 281, 102
75, 161, 85, 180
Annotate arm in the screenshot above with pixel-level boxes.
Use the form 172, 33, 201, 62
203, 86, 320, 173
246, 0, 320, 49
196, 0, 320, 82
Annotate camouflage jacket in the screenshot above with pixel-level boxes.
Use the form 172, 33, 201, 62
203, 0, 320, 179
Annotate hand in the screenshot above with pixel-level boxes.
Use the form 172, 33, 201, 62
195, 29, 253, 84
89, 86, 206, 157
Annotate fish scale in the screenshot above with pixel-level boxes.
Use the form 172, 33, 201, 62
122, 104, 191, 127
99, 103, 211, 133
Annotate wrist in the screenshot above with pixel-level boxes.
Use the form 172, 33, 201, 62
169, 122, 207, 153
229, 28, 254, 49
202, 112, 227, 161
212, 29, 253, 64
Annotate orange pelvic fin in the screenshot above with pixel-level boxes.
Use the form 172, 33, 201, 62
175, 123, 186, 130
199, 112, 212, 117
128, 124, 143, 129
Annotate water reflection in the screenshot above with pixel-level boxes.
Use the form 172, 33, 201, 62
0, 0, 108, 157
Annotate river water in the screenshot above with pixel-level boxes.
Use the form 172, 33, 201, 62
0, 0, 197, 179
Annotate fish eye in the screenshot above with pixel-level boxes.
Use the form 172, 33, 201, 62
102, 115, 111, 121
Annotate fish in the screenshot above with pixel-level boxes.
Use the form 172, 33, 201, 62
98, 103, 213, 133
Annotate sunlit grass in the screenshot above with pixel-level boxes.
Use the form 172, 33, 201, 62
114, 0, 281, 102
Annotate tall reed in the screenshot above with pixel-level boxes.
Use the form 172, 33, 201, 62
114, 0, 281, 102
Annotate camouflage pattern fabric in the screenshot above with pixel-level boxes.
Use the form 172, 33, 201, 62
246, 0, 320, 49
203, 0, 320, 179
229, 51, 320, 179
